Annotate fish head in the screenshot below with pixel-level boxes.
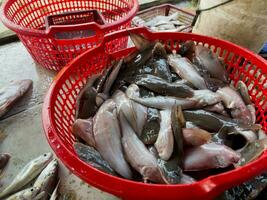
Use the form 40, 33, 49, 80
37, 152, 53, 166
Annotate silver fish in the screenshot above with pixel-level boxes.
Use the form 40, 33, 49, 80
113, 89, 147, 136
119, 111, 167, 183
72, 118, 96, 148
49, 180, 60, 200
133, 74, 194, 98
0, 153, 53, 198
237, 80, 252, 105
6, 187, 41, 200
102, 59, 123, 95
184, 143, 240, 171
217, 86, 252, 123
247, 104, 256, 124
191, 89, 222, 107
204, 102, 229, 116
93, 99, 132, 179
168, 55, 207, 89
128, 95, 197, 110
33, 159, 58, 199
0, 79, 32, 118
155, 109, 174, 161
194, 45, 228, 82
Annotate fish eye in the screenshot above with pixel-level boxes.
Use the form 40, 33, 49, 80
44, 153, 47, 156
31, 189, 34, 191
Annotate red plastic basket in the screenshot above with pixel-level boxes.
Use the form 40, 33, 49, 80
0, 0, 139, 71
42, 27, 267, 200
132, 4, 195, 33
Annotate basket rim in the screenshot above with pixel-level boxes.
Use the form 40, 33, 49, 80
0, 0, 139, 37
42, 27, 267, 198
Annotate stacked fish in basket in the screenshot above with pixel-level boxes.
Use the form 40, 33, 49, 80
42, 27, 267, 200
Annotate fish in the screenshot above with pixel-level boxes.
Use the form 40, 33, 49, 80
221, 172, 267, 200
183, 128, 212, 146
74, 142, 116, 175
217, 86, 252, 123
148, 146, 159, 158
133, 74, 194, 98
236, 80, 252, 105
183, 109, 260, 132
171, 106, 185, 167
33, 159, 58, 200
155, 109, 174, 160
150, 58, 172, 82
184, 143, 240, 171
0, 153, 10, 170
194, 45, 228, 82
128, 95, 197, 110
128, 31, 154, 51
50, 180, 60, 200
102, 59, 123, 95
204, 102, 229, 116
152, 42, 168, 59
119, 111, 167, 183
191, 89, 222, 107
204, 77, 226, 92
168, 55, 207, 89
113, 89, 147, 136
95, 68, 112, 93
0, 153, 53, 199
236, 139, 267, 167
140, 107, 160, 145
0, 79, 32, 118
247, 104, 256, 124
72, 118, 96, 148
5, 187, 42, 200
75, 75, 100, 119
179, 41, 195, 60
157, 158, 182, 184
180, 173, 196, 184
93, 99, 132, 179
95, 92, 108, 107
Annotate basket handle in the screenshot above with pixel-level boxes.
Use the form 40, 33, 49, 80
197, 153, 267, 198
46, 22, 105, 41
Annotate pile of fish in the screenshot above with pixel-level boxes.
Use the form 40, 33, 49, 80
0, 153, 60, 200
133, 12, 191, 32
72, 32, 267, 187
0, 79, 32, 119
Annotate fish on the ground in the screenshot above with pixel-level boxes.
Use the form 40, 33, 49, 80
5, 187, 43, 200
0, 79, 32, 118
0, 153, 53, 199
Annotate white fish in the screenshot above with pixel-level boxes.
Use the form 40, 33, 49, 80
155, 110, 174, 160
93, 99, 132, 179
6, 187, 42, 200
0, 153, 53, 199
191, 89, 222, 107
119, 111, 167, 183
0, 79, 32, 118
33, 159, 58, 199
168, 55, 207, 89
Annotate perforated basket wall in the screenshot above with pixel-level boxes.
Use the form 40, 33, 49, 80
1, 0, 138, 71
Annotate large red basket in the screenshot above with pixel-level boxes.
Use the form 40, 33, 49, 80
0, 0, 138, 71
42, 27, 267, 200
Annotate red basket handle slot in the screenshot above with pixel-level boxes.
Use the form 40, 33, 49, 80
46, 22, 105, 42
197, 152, 267, 198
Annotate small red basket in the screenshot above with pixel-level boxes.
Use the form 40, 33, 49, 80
0, 0, 138, 71
42, 27, 267, 200
132, 4, 195, 33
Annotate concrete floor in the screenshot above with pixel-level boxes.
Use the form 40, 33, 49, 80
0, 42, 118, 200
